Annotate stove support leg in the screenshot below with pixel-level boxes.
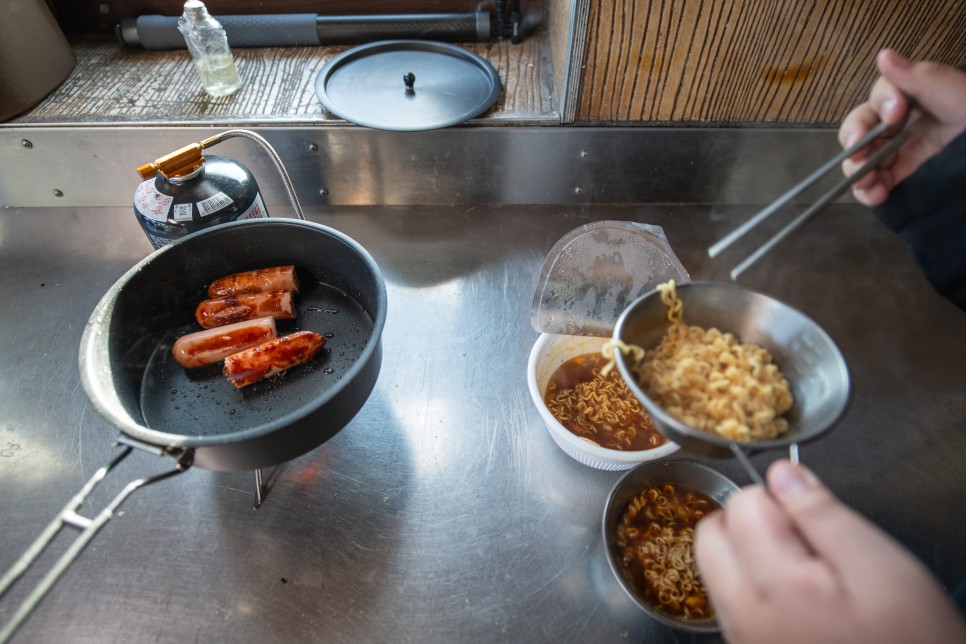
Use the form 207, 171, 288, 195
254, 468, 265, 509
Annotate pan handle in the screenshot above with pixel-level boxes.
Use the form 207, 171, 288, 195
0, 442, 193, 643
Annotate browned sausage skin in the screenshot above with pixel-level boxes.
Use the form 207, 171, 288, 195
195, 290, 296, 328
207, 265, 299, 298
172, 317, 277, 368
223, 331, 326, 388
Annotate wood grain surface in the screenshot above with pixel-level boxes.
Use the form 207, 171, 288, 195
9, 35, 557, 126
577, 0, 965, 124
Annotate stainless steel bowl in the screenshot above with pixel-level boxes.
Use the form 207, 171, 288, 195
602, 458, 740, 633
612, 282, 851, 457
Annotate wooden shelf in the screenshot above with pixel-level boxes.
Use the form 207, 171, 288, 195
7, 33, 559, 127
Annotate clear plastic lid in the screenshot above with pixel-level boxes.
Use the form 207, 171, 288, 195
531, 220, 690, 337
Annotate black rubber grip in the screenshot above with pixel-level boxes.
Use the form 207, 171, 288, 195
315, 13, 490, 44
118, 12, 490, 50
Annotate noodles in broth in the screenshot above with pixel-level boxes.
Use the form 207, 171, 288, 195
544, 352, 666, 451
616, 484, 717, 621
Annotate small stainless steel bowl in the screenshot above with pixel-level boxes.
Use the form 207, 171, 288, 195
612, 282, 851, 457
602, 458, 740, 633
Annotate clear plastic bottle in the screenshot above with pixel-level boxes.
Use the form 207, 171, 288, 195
177, 0, 242, 97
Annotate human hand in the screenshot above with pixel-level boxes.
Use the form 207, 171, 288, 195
695, 460, 966, 644
839, 48, 966, 206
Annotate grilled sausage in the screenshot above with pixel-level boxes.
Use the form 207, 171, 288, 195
223, 331, 326, 388
172, 317, 277, 369
195, 290, 296, 329
207, 265, 299, 298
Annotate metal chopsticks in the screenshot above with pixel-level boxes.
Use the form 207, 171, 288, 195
709, 112, 932, 280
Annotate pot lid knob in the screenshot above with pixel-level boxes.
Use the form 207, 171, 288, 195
403, 72, 415, 94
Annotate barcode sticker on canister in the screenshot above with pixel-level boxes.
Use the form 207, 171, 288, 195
173, 203, 193, 222
197, 192, 234, 217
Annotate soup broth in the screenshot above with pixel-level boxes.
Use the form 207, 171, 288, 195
616, 484, 717, 621
544, 352, 666, 451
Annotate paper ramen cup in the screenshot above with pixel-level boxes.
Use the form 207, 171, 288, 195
527, 333, 680, 470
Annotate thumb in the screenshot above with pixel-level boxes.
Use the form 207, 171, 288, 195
768, 460, 966, 641
767, 460, 911, 591
876, 48, 966, 128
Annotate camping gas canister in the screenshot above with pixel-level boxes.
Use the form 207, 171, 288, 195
134, 143, 269, 249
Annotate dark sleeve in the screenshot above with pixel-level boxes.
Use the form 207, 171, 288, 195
872, 130, 966, 311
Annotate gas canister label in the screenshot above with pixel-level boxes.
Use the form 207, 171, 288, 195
238, 192, 269, 220
197, 192, 235, 217
134, 180, 174, 222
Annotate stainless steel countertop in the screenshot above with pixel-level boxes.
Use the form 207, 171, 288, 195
1, 204, 965, 643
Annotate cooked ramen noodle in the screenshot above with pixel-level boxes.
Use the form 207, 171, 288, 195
544, 352, 666, 451
604, 281, 793, 442
616, 484, 717, 621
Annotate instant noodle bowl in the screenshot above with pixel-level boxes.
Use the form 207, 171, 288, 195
527, 333, 679, 470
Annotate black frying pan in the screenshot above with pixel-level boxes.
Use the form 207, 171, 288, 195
79, 217, 387, 470
0, 218, 387, 641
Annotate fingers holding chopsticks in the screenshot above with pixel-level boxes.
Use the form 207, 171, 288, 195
839, 49, 966, 207
708, 49, 964, 279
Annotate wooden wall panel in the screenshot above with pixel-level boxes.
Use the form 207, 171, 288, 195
576, 0, 966, 124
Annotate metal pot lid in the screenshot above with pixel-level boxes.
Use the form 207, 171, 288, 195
315, 40, 501, 131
